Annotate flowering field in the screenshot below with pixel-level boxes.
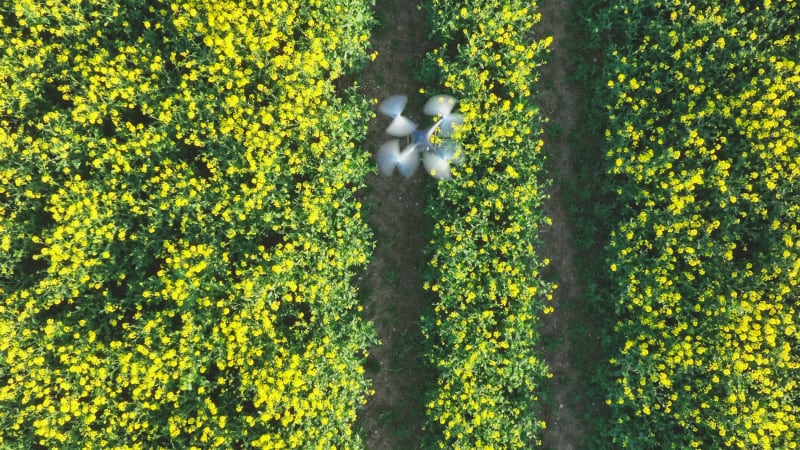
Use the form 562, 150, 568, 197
593, 0, 800, 447
7, 0, 798, 448
420, 0, 554, 447
0, 0, 377, 447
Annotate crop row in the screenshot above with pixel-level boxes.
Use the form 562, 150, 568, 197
0, 0, 376, 447
591, 0, 800, 447
420, 0, 554, 447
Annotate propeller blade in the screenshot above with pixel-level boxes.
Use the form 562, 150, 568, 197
378, 95, 408, 117
423, 95, 458, 117
376, 140, 401, 176
386, 115, 417, 137
439, 113, 464, 136
438, 141, 464, 166
422, 151, 453, 181
396, 143, 421, 178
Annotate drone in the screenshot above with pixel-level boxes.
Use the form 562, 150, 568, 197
375, 94, 465, 181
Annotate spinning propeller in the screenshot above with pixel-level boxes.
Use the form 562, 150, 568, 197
376, 140, 419, 178
375, 94, 464, 180
378, 95, 418, 137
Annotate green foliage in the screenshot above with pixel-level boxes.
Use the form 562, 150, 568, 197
590, 0, 800, 447
0, 0, 377, 447
420, 0, 555, 447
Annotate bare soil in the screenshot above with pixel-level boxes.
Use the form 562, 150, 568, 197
354, 1, 436, 449
536, 0, 605, 449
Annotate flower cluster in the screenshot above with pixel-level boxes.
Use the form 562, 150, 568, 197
0, 0, 376, 447
420, 0, 554, 447
592, 0, 800, 447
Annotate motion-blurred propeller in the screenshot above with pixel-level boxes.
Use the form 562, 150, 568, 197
376, 140, 420, 178
423, 95, 458, 117
378, 94, 417, 137
422, 141, 464, 181
422, 150, 452, 181
376, 94, 464, 181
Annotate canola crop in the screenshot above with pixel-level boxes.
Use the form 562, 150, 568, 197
0, 0, 376, 447
593, 0, 800, 447
7, 0, 798, 448
420, 0, 554, 447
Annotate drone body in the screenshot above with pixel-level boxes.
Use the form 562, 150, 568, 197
376, 94, 464, 180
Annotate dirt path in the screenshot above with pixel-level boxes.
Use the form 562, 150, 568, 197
536, 0, 603, 449
355, 1, 436, 449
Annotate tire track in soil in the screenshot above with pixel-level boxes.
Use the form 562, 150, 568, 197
354, 1, 436, 449
537, 0, 603, 449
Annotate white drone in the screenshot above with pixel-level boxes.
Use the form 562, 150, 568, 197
376, 94, 464, 181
